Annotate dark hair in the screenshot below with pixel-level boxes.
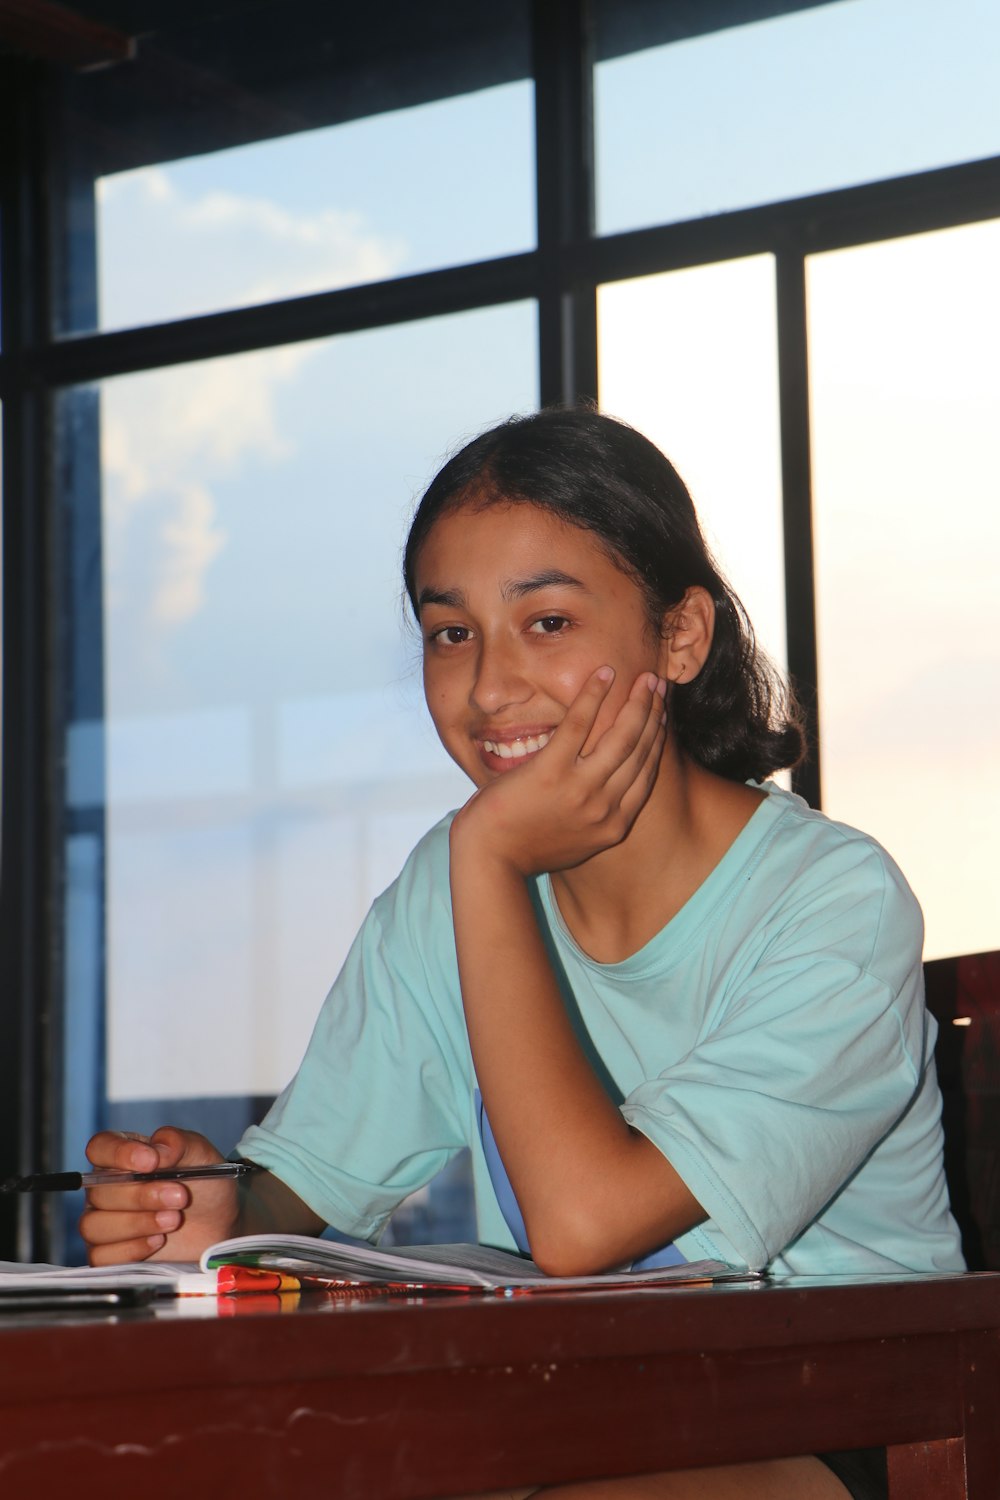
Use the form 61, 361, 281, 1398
404, 406, 805, 783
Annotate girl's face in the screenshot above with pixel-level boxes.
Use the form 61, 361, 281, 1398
414, 501, 670, 788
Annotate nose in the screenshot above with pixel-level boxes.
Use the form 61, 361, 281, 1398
469, 635, 532, 714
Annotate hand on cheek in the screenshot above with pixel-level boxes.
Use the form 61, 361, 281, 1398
577, 665, 625, 757
453, 666, 667, 877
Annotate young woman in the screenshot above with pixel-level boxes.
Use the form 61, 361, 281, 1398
81, 408, 962, 1500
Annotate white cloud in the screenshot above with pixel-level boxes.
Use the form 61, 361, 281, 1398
95, 163, 407, 637
97, 166, 407, 326
154, 482, 227, 624
101, 341, 313, 630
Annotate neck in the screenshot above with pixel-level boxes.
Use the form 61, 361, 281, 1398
549, 747, 764, 964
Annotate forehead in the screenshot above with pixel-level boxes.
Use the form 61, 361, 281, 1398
414, 501, 627, 592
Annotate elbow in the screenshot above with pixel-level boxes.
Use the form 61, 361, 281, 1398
523, 1190, 704, 1279
529, 1244, 605, 1279
524, 1207, 627, 1279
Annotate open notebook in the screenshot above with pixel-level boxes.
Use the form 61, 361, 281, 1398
0, 1235, 760, 1297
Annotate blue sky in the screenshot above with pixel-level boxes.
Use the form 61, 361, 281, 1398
597, 0, 1000, 231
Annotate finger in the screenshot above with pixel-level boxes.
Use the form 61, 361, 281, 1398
86, 1178, 191, 1213
149, 1126, 223, 1168
83, 1209, 182, 1245
79, 1204, 182, 1251
582, 670, 663, 778
87, 1234, 168, 1267
85, 1130, 160, 1174
584, 675, 665, 828
613, 709, 667, 824
605, 672, 667, 787
624, 668, 667, 721
85, 1126, 213, 1176
551, 665, 617, 760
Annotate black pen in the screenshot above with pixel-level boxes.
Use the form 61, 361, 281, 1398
0, 1161, 260, 1193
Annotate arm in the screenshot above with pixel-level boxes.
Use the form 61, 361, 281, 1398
615, 835, 940, 1272
79, 1127, 324, 1266
84, 852, 474, 1267
450, 669, 705, 1276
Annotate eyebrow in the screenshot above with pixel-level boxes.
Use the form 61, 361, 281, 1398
416, 570, 588, 612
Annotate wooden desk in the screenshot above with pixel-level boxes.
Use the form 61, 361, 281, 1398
0, 1273, 996, 1498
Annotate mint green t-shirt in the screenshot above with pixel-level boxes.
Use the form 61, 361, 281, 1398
238, 784, 963, 1274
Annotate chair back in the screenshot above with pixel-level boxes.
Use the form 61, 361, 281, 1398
924, 950, 1000, 1270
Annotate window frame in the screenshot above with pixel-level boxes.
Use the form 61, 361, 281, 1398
3, 0, 1000, 1258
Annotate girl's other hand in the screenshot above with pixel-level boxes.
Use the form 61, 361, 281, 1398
79, 1126, 237, 1266
454, 667, 667, 877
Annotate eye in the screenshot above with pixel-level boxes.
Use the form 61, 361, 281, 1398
428, 624, 473, 647
528, 615, 571, 635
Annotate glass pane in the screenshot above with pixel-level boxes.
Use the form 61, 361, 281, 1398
598, 256, 786, 674
808, 219, 1000, 960
61, 301, 537, 1109
596, 0, 1000, 235
93, 82, 535, 331
52, 0, 534, 335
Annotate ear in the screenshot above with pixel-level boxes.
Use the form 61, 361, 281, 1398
656, 587, 715, 685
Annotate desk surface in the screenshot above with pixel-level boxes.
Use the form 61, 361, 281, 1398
0, 1272, 996, 1498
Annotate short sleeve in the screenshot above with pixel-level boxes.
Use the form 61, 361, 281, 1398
621, 839, 928, 1270
238, 828, 470, 1240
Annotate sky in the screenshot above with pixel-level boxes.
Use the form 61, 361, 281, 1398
73, 0, 1000, 1100
596, 0, 1000, 232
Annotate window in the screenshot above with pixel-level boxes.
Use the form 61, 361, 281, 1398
95, 83, 535, 331
808, 219, 1000, 960
595, 0, 1000, 235
83, 304, 536, 1121
3, 0, 999, 1261
598, 256, 786, 672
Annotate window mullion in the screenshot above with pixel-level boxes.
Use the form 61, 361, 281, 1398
533, 0, 597, 405
0, 58, 64, 1262
775, 248, 822, 808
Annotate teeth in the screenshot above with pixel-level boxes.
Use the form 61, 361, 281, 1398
482, 732, 552, 760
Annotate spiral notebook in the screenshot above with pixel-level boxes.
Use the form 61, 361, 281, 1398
0, 1237, 758, 1298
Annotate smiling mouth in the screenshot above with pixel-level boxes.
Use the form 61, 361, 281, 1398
480, 731, 553, 761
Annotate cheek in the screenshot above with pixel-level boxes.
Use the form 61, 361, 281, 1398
422, 665, 454, 731
549, 658, 593, 704
568, 632, 659, 747
553, 660, 633, 752
427, 688, 455, 737
551, 633, 648, 711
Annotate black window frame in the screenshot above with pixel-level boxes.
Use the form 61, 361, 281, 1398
3, 0, 1000, 1259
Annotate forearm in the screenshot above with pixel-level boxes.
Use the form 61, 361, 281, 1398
234, 1164, 326, 1238
450, 823, 703, 1275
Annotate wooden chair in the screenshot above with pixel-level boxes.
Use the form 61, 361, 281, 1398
924, 949, 1000, 1270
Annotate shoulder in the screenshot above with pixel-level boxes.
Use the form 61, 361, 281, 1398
748, 784, 924, 985
380, 809, 456, 894
368, 808, 458, 939
327, 809, 463, 1021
